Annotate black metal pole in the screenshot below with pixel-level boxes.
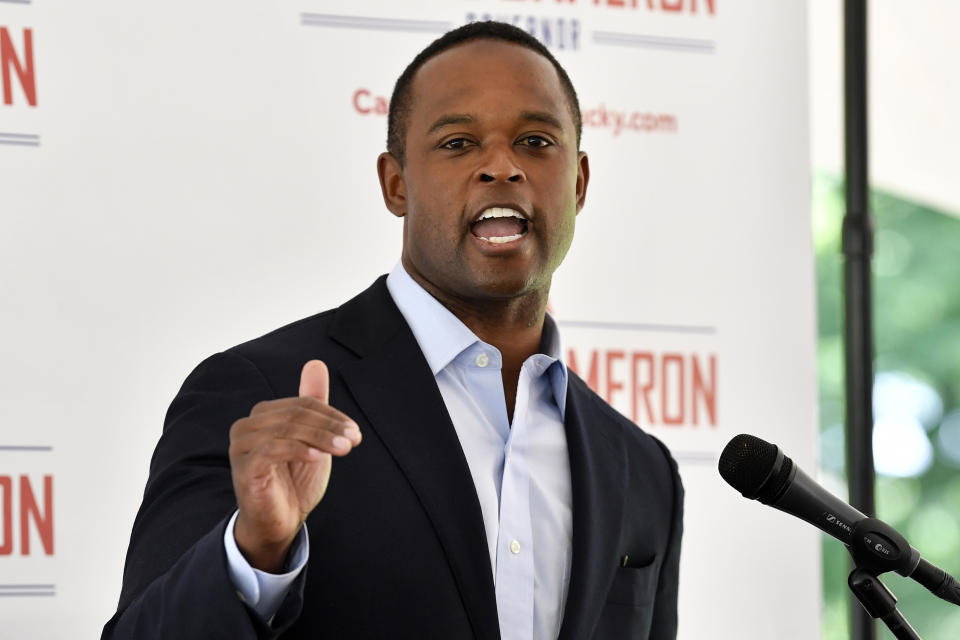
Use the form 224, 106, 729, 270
848, 570, 922, 640
843, 1, 876, 639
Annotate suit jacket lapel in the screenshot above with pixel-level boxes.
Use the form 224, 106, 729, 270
330, 278, 501, 640
558, 377, 627, 640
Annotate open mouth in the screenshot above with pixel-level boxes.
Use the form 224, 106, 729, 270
469, 207, 529, 244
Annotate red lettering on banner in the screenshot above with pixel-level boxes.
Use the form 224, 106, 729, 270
582, 104, 678, 135
0, 474, 54, 556
605, 350, 625, 405
1, 27, 37, 106
567, 349, 717, 428
631, 352, 655, 424
20, 475, 53, 555
503, 0, 714, 13
0, 476, 11, 555
352, 88, 388, 116
661, 353, 685, 425
692, 353, 716, 424
567, 348, 599, 390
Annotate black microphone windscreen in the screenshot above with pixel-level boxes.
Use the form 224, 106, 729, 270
718, 434, 780, 496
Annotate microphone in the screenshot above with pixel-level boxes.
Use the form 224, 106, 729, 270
719, 433, 960, 607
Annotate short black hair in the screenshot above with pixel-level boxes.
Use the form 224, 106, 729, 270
386, 21, 582, 164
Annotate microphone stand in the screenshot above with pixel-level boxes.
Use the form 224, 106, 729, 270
846, 517, 926, 639
848, 568, 922, 640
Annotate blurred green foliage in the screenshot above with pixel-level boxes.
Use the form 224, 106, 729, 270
815, 174, 960, 639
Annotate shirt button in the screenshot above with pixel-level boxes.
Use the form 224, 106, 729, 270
475, 353, 489, 367
510, 539, 521, 555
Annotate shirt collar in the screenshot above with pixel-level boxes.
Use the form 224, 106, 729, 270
539, 313, 569, 418
385, 263, 568, 407
386, 263, 481, 375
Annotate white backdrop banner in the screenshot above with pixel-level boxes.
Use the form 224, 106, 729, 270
0, 1, 817, 638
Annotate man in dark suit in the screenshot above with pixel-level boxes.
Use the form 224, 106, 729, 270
104, 21, 682, 640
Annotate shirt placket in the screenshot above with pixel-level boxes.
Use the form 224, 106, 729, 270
495, 362, 536, 640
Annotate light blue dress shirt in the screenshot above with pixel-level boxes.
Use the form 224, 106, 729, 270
225, 263, 573, 639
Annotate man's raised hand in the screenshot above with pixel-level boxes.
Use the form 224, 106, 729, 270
229, 359, 361, 572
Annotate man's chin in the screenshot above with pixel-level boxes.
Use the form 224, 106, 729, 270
463, 271, 548, 301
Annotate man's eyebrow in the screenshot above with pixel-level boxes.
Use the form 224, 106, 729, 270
519, 110, 564, 131
427, 114, 476, 134
426, 111, 565, 135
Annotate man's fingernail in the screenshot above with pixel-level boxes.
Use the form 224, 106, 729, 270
344, 425, 361, 439
332, 436, 351, 450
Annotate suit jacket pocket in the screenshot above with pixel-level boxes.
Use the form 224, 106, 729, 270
606, 557, 659, 607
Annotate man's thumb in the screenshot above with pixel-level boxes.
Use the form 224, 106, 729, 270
299, 359, 329, 403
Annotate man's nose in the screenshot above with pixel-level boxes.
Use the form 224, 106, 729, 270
476, 145, 526, 183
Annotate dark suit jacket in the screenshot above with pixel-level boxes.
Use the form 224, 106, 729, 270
103, 277, 683, 639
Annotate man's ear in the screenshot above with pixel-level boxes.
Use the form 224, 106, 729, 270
377, 152, 407, 218
575, 151, 590, 214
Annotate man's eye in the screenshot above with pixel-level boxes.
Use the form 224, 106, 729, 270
519, 135, 552, 148
441, 138, 471, 150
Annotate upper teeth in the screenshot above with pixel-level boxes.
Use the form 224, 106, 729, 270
476, 207, 526, 222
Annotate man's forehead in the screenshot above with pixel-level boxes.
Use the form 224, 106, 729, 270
407, 39, 570, 124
